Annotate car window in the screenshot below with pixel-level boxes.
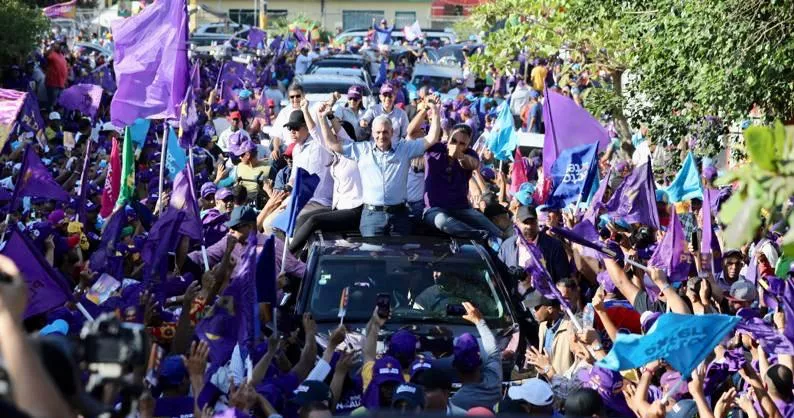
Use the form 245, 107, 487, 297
311, 60, 364, 70
411, 76, 454, 93
307, 255, 508, 327
303, 82, 370, 96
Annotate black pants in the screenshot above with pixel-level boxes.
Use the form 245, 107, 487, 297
289, 205, 363, 253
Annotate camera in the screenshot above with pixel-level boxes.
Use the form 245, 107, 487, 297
79, 313, 148, 379
629, 226, 655, 249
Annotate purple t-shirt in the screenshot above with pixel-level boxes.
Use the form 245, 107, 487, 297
424, 143, 478, 210
153, 396, 194, 418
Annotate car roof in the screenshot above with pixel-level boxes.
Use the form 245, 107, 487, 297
317, 54, 366, 62
309, 234, 486, 259
296, 74, 367, 85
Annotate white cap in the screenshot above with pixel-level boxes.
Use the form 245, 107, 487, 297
48, 111, 61, 121
507, 378, 554, 406
100, 122, 119, 133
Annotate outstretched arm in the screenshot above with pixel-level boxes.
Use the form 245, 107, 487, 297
423, 96, 441, 150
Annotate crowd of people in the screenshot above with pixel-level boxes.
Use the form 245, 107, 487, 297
0, 10, 791, 418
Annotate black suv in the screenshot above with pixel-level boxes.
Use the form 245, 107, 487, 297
289, 233, 523, 383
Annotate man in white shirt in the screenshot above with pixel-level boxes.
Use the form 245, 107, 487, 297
270, 84, 305, 160
216, 111, 250, 154
295, 47, 312, 76
285, 99, 334, 233
360, 84, 409, 142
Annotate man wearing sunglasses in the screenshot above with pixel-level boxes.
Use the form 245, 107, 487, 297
323, 99, 441, 237
270, 84, 305, 161
423, 124, 504, 242
360, 84, 409, 142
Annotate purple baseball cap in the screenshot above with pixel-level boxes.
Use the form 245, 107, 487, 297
215, 188, 233, 201
453, 333, 482, 370
388, 329, 418, 361
380, 84, 394, 95
200, 182, 217, 199
362, 356, 405, 408
702, 165, 718, 181
347, 85, 362, 99
233, 139, 257, 157
159, 355, 187, 386
409, 357, 433, 377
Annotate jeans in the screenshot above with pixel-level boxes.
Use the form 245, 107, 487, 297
407, 200, 425, 220
423, 207, 503, 240
289, 205, 363, 252
359, 207, 412, 237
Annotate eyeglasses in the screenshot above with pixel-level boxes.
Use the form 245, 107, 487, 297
289, 95, 302, 100
288, 126, 303, 132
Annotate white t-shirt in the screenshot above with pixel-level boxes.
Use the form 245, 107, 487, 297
217, 127, 251, 154
295, 54, 312, 75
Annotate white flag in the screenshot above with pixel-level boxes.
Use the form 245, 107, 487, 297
403, 21, 422, 41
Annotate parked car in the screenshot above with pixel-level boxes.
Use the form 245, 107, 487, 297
307, 54, 374, 77
334, 28, 456, 46
290, 234, 522, 385
410, 63, 464, 93
284, 74, 373, 109
308, 66, 373, 88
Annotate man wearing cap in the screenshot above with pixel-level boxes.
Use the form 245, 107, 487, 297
506, 377, 554, 415
201, 187, 233, 247
292, 380, 334, 418
416, 368, 467, 415
285, 98, 334, 230
391, 383, 425, 414
323, 99, 441, 237
521, 291, 573, 376
498, 205, 571, 283
361, 305, 418, 389
360, 84, 409, 142
333, 86, 367, 140
199, 182, 218, 213
273, 142, 295, 192
217, 111, 250, 154
45, 112, 63, 143
725, 279, 757, 316
423, 123, 503, 241
271, 84, 306, 160
449, 302, 501, 411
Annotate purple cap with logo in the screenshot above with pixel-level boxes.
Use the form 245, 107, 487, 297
388, 329, 418, 360
362, 356, 405, 408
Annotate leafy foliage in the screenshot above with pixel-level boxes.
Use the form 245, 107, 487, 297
0, 0, 49, 68
467, 0, 794, 156
717, 123, 794, 253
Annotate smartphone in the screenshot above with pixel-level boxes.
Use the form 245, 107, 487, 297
376, 293, 391, 319
446, 303, 466, 316
690, 230, 699, 252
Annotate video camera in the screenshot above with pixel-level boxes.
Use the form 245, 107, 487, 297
78, 313, 148, 380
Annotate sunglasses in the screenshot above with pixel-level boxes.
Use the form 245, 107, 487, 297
231, 118, 240, 122
349, 96, 361, 101
288, 126, 303, 132
449, 137, 469, 146
289, 95, 302, 100
381, 93, 393, 98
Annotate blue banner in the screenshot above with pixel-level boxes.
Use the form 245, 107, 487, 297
547, 142, 598, 209
598, 313, 739, 376
165, 126, 186, 180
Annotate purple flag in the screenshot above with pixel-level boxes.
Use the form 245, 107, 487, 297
553, 220, 610, 262
542, 89, 610, 175
225, 233, 258, 347
178, 63, 200, 148
58, 84, 103, 118
781, 278, 794, 344
169, 165, 202, 241
11, 144, 69, 209
604, 161, 660, 229
584, 168, 611, 224
293, 28, 311, 50
735, 317, 794, 355
247, 28, 266, 48
221, 82, 235, 103
515, 226, 572, 311
110, 0, 188, 126
745, 254, 758, 285
76, 64, 117, 92
141, 210, 185, 286
195, 293, 238, 369
219, 61, 247, 88
16, 92, 46, 143
269, 35, 282, 55
1, 226, 74, 319
648, 210, 692, 282
89, 208, 126, 273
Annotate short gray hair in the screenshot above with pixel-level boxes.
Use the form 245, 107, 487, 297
372, 115, 392, 129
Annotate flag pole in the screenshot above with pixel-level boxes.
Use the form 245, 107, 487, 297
75, 301, 95, 322
0, 213, 11, 243
279, 236, 289, 274
75, 138, 93, 224
158, 122, 167, 215
187, 147, 211, 271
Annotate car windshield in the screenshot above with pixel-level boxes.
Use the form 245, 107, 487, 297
307, 254, 509, 327
411, 76, 455, 93
310, 60, 364, 70
303, 82, 369, 96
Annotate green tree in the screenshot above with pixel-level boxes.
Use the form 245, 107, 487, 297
467, 0, 794, 156
0, 0, 49, 68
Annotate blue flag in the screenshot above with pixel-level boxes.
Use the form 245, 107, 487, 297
271, 168, 320, 237
665, 152, 703, 203
256, 234, 277, 305
129, 118, 150, 148
486, 101, 517, 161
165, 126, 186, 180
598, 313, 739, 376
547, 142, 598, 209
